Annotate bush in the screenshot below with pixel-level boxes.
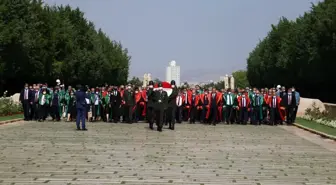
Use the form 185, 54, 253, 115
0, 91, 23, 116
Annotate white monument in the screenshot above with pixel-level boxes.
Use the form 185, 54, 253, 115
224, 74, 229, 89
223, 74, 235, 89
143, 73, 152, 87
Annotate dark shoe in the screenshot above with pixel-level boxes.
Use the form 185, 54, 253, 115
149, 124, 154, 130
76, 128, 81, 131
82, 128, 88, 131
157, 127, 162, 132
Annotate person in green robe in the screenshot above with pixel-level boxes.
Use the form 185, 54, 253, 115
38, 89, 51, 122
65, 90, 76, 121
224, 88, 237, 124
252, 89, 263, 125
102, 90, 111, 122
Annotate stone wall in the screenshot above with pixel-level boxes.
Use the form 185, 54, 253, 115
324, 103, 336, 119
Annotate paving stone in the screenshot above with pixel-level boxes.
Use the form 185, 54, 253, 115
0, 122, 335, 185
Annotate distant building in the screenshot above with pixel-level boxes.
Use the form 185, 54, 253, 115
165, 60, 180, 86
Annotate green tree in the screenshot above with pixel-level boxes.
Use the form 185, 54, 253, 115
0, 0, 130, 95
246, 0, 336, 102
153, 78, 161, 84
127, 76, 142, 87
232, 70, 250, 88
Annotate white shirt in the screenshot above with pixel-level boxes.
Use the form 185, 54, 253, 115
242, 96, 246, 107
94, 94, 99, 105
24, 89, 28, 100
41, 95, 45, 105
176, 96, 182, 106
272, 96, 277, 108
226, 94, 233, 105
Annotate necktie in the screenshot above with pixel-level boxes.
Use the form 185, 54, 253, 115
288, 95, 291, 105
35, 92, 39, 102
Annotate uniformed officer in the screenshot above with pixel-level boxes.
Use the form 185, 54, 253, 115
166, 80, 178, 130
146, 81, 155, 129
153, 83, 168, 132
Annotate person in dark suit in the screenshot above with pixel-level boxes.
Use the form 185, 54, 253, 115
19, 83, 33, 121
166, 80, 178, 130
123, 85, 135, 123
153, 83, 168, 132
147, 81, 155, 129
282, 88, 296, 125
110, 86, 122, 123
76, 85, 87, 131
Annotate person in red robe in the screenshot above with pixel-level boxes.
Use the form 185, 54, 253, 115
200, 90, 211, 123
268, 90, 282, 125
237, 92, 250, 124
189, 89, 200, 124
208, 88, 221, 125
182, 88, 192, 121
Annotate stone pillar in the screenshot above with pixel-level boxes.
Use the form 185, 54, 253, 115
230, 75, 235, 90
224, 74, 229, 89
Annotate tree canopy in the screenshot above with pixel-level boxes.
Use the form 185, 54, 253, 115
0, 0, 130, 94
127, 77, 143, 87
232, 70, 249, 88
246, 0, 336, 102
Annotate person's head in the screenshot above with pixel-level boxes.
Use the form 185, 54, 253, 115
204, 90, 208, 95
227, 88, 231, 94
24, 83, 28, 89
120, 85, 124, 90
195, 85, 200, 91
287, 88, 292, 94
281, 86, 286, 92
272, 90, 276, 96
256, 90, 260, 95
192, 89, 196, 94
242, 91, 246, 97
148, 81, 154, 89
171, 80, 176, 88
91, 88, 95, 92
212, 88, 216, 93
127, 85, 131, 90
135, 88, 139, 93
245, 87, 250, 92
292, 86, 295, 92
260, 88, 265, 94
42, 90, 47, 94
158, 83, 163, 90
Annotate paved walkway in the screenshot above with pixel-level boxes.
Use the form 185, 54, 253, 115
0, 122, 335, 185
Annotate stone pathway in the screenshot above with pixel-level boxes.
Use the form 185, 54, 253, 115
0, 122, 335, 185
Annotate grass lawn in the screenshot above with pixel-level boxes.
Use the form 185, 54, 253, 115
0, 114, 23, 122
296, 118, 336, 137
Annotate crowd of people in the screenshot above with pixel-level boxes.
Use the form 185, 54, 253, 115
19, 80, 300, 132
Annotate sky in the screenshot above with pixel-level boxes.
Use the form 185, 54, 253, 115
45, 0, 320, 82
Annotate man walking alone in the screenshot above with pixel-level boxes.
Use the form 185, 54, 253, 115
76, 85, 87, 131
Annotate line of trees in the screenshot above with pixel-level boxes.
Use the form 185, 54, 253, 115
246, 0, 336, 103
0, 0, 130, 95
